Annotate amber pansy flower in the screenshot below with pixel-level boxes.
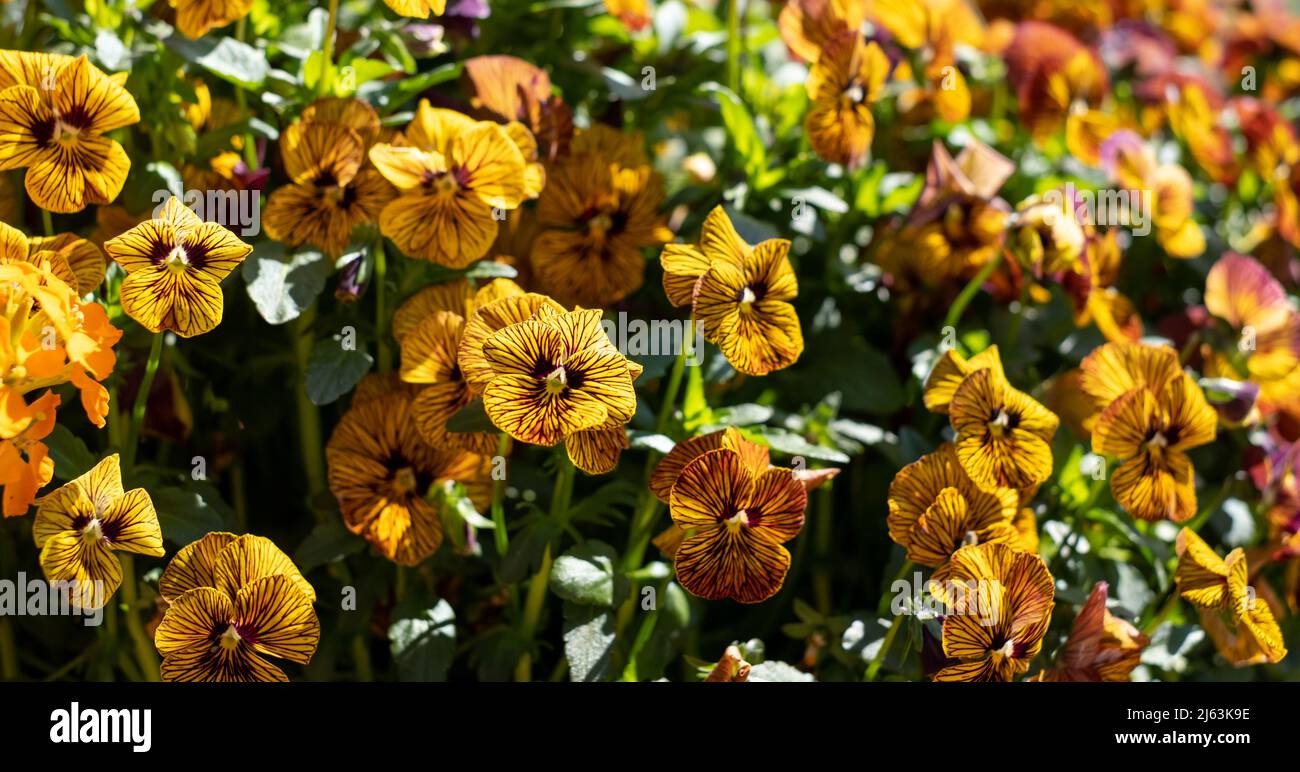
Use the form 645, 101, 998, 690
661, 206, 803, 376
668, 447, 807, 603
932, 542, 1055, 682
32, 454, 163, 610
154, 532, 319, 682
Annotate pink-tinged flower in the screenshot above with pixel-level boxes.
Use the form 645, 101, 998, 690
1031, 581, 1149, 681
1203, 253, 1300, 416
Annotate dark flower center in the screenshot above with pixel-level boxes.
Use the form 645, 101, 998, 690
989, 407, 1020, 433
1145, 424, 1178, 450
32, 105, 92, 148
71, 513, 122, 544
736, 282, 767, 306
531, 356, 584, 390
583, 207, 626, 239
384, 456, 432, 496
842, 79, 868, 104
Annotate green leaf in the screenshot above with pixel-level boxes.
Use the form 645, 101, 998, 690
1142, 624, 1205, 673
747, 661, 816, 682
361, 62, 462, 112
549, 540, 624, 607
389, 599, 457, 682
305, 337, 374, 406
780, 186, 849, 215
145, 161, 185, 200
682, 361, 713, 432
705, 403, 774, 428
756, 428, 851, 463
151, 487, 228, 546
501, 519, 560, 584
439, 482, 494, 529
878, 173, 923, 214
43, 425, 97, 481
445, 398, 497, 433
700, 83, 771, 189
660, 581, 691, 629
726, 207, 781, 244
840, 617, 893, 662
166, 35, 269, 89
295, 521, 367, 572
602, 66, 653, 101
93, 29, 130, 71
628, 432, 675, 454
562, 603, 616, 682
434, 482, 494, 553
375, 28, 418, 74
242, 244, 333, 325
778, 336, 904, 416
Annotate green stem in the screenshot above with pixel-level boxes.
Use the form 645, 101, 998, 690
611, 344, 693, 673
118, 555, 160, 681
654, 345, 687, 437
123, 333, 163, 470
943, 251, 1005, 331
491, 433, 511, 558
1184, 478, 1232, 533
622, 344, 688, 572
1179, 331, 1202, 366
548, 657, 570, 682
351, 634, 373, 681
318, 0, 341, 98
1142, 588, 1182, 637
514, 545, 554, 682
812, 482, 833, 616
293, 308, 328, 517
374, 238, 391, 373
876, 559, 914, 616
234, 17, 259, 169
394, 565, 408, 603
44, 644, 98, 682
865, 613, 903, 681
514, 456, 575, 681
116, 650, 142, 682
725, 0, 743, 94
40, 207, 53, 237
620, 593, 660, 682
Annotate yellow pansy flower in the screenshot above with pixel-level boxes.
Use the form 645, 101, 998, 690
104, 197, 253, 338
32, 454, 163, 610
0, 53, 138, 213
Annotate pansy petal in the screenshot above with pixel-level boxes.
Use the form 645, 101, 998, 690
38, 530, 120, 610
1093, 387, 1155, 459
160, 643, 288, 683
214, 534, 317, 603
159, 531, 237, 601
660, 243, 710, 308
100, 488, 163, 557
669, 448, 753, 530
1175, 527, 1229, 608
1204, 252, 1290, 332
155, 586, 232, 655
483, 374, 607, 446
1112, 449, 1196, 522
235, 574, 320, 665
118, 264, 224, 337
673, 526, 791, 603
564, 426, 628, 475
746, 466, 807, 543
